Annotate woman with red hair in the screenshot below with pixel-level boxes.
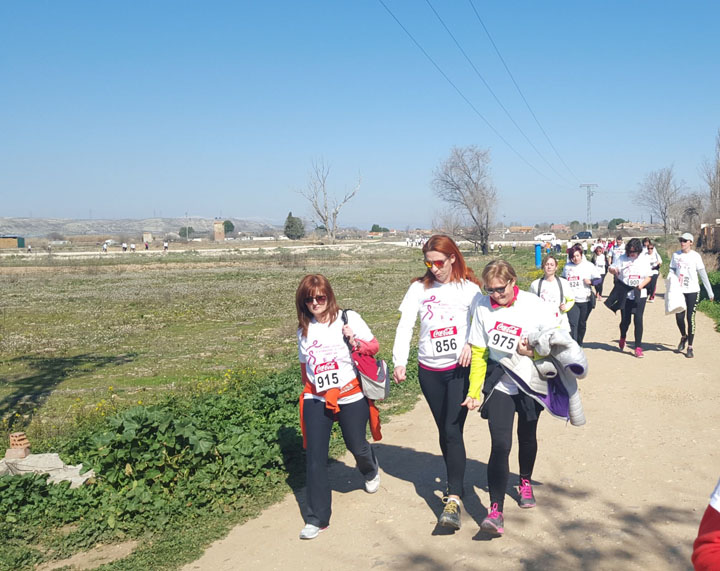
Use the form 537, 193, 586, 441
296, 274, 381, 540
392, 235, 482, 531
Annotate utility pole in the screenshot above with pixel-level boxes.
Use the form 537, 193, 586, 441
580, 184, 598, 231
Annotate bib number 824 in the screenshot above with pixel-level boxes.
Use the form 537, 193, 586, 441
316, 372, 339, 391
434, 338, 457, 354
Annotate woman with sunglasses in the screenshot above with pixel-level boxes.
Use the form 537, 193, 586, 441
392, 235, 482, 530
642, 238, 662, 302
562, 244, 602, 346
463, 260, 556, 536
670, 232, 715, 358
296, 274, 381, 540
590, 244, 608, 299
607, 238, 653, 358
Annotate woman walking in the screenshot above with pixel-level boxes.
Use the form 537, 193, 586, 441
608, 238, 652, 357
590, 244, 608, 299
296, 274, 381, 539
392, 235, 482, 530
670, 232, 715, 358
529, 254, 574, 331
642, 239, 662, 302
562, 245, 601, 346
463, 260, 556, 536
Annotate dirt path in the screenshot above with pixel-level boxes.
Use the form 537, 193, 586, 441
183, 281, 719, 571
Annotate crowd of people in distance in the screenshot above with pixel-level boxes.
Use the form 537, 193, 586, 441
293, 232, 716, 545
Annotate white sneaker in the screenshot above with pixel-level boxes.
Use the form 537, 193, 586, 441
364, 473, 381, 494
299, 523, 327, 540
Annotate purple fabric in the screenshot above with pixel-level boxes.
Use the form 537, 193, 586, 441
503, 368, 571, 419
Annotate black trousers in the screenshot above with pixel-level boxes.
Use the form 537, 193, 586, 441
418, 365, 470, 498
484, 390, 542, 512
303, 397, 378, 527
675, 291, 700, 345
619, 295, 647, 347
568, 301, 592, 347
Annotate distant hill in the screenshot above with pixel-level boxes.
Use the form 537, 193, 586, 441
0, 217, 281, 238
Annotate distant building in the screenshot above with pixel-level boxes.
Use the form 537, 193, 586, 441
0, 235, 25, 249
213, 220, 225, 242
551, 224, 570, 233
142, 232, 154, 243
509, 226, 533, 233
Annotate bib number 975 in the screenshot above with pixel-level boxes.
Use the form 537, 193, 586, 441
490, 332, 517, 351
315, 372, 340, 391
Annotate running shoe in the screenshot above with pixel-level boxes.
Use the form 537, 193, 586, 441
480, 503, 504, 536
647, 298, 654, 303
365, 473, 381, 494
635, 347, 644, 358
687, 347, 694, 359
518, 478, 536, 509
678, 336, 688, 352
618, 338, 626, 350
438, 498, 461, 530
299, 523, 328, 540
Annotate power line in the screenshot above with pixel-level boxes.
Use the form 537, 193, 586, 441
425, 0, 576, 188
467, 0, 581, 184
375, 0, 571, 190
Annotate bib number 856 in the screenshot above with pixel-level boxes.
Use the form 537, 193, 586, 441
434, 338, 457, 354
316, 372, 340, 391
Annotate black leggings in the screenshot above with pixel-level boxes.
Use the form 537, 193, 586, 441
418, 365, 470, 498
647, 274, 659, 298
675, 291, 700, 345
594, 273, 606, 297
568, 301, 592, 347
484, 390, 542, 512
620, 296, 647, 347
303, 397, 378, 527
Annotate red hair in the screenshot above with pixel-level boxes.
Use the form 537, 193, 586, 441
413, 235, 482, 288
295, 274, 340, 337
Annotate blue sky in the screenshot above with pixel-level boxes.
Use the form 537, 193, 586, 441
2, 1, 719, 230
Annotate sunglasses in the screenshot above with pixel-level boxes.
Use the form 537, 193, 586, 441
304, 295, 327, 305
627, 250, 639, 254
647, 247, 654, 250
484, 283, 510, 294
679, 238, 690, 243
424, 258, 447, 270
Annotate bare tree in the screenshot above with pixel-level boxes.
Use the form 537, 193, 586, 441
299, 159, 360, 244
679, 191, 707, 234
700, 128, 720, 221
431, 208, 463, 238
432, 146, 497, 253
634, 166, 684, 237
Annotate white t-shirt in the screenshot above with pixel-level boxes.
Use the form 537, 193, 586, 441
670, 250, 706, 294
469, 290, 555, 395
642, 249, 662, 276
611, 254, 652, 299
393, 279, 481, 370
562, 259, 601, 302
593, 253, 607, 274
611, 243, 625, 261
529, 277, 573, 331
298, 310, 373, 405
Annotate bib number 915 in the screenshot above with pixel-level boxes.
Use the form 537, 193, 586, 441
315, 372, 340, 391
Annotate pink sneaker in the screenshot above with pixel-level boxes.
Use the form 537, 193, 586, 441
518, 478, 536, 508
480, 503, 504, 536
635, 347, 644, 358
619, 338, 626, 350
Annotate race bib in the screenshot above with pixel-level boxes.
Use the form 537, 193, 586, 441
430, 326, 459, 357
313, 361, 341, 393
567, 275, 581, 289
487, 322, 522, 355
678, 272, 689, 287
627, 274, 641, 287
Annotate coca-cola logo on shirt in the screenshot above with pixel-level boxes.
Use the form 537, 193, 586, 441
430, 326, 457, 338
493, 322, 522, 336
314, 361, 339, 374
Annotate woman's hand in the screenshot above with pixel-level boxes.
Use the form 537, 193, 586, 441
583, 278, 592, 285
342, 324, 356, 346
461, 396, 481, 410
393, 366, 406, 384
559, 302, 567, 312
458, 343, 472, 367
608, 266, 619, 276
517, 337, 534, 357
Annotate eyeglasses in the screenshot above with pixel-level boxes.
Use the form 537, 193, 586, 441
304, 295, 327, 305
484, 283, 510, 294
424, 258, 447, 270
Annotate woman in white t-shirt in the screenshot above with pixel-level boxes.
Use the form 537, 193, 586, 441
529, 254, 574, 331
393, 235, 482, 530
642, 239, 662, 301
562, 245, 601, 346
608, 238, 652, 358
670, 232, 715, 358
296, 274, 381, 539
590, 244, 608, 299
463, 260, 557, 536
